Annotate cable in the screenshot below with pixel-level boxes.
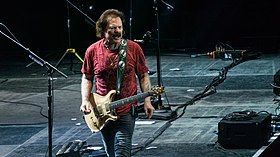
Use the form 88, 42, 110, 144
0, 79, 8, 84
273, 99, 280, 115
0, 100, 48, 126
271, 83, 280, 89
160, 0, 174, 10
131, 121, 171, 156
0, 100, 47, 118
0, 23, 21, 43
170, 53, 250, 123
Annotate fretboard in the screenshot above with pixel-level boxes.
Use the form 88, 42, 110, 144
109, 92, 152, 109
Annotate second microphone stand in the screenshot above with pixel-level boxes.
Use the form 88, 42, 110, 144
55, 0, 95, 74
151, 0, 175, 120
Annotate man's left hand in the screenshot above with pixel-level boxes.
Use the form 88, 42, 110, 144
144, 103, 155, 119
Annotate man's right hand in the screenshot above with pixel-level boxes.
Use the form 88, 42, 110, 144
80, 101, 92, 114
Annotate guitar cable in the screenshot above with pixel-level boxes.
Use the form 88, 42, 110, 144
0, 100, 48, 126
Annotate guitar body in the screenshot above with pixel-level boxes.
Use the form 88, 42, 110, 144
84, 90, 118, 133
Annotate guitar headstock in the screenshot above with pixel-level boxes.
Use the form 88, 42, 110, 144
150, 86, 165, 97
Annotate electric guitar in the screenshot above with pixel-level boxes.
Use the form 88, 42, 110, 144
83, 86, 165, 133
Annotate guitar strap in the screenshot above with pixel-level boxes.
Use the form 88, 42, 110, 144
116, 39, 128, 95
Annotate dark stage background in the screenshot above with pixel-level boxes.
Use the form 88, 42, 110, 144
1, 0, 280, 55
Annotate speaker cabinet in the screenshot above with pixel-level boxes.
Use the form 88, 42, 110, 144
218, 112, 271, 148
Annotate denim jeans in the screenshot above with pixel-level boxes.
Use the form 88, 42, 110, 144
101, 113, 135, 157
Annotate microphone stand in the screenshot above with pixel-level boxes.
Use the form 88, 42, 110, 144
152, 0, 175, 120
0, 30, 67, 157
66, 1, 74, 73
55, 0, 96, 74
129, 0, 133, 39
66, 0, 95, 72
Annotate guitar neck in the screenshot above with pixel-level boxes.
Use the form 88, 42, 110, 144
109, 92, 152, 109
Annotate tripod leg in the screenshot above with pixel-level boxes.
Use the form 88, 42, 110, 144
74, 52, 84, 63
67, 48, 84, 74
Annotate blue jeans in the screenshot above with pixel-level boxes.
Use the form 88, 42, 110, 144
101, 113, 135, 157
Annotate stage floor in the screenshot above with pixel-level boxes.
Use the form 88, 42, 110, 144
0, 50, 279, 157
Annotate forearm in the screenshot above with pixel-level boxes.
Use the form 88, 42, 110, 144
81, 74, 93, 102
140, 72, 155, 118
139, 73, 152, 102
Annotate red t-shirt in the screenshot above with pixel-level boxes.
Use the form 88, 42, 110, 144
81, 39, 149, 115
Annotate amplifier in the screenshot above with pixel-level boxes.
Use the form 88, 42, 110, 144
218, 111, 271, 148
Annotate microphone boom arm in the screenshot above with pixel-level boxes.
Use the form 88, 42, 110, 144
65, 0, 96, 27
0, 30, 67, 78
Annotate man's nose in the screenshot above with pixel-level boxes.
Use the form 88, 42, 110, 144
114, 27, 121, 32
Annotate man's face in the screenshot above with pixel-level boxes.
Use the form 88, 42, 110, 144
105, 16, 123, 44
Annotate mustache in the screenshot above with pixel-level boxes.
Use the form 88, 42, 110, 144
110, 31, 122, 37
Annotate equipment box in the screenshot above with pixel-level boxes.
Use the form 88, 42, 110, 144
218, 112, 271, 148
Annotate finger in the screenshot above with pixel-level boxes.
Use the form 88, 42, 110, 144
147, 109, 153, 119
149, 111, 153, 119
145, 110, 151, 119
80, 105, 91, 114
85, 106, 91, 113
80, 106, 85, 112
85, 105, 89, 111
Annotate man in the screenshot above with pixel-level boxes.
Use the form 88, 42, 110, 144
80, 9, 155, 157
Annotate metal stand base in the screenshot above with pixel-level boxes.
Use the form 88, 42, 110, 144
138, 100, 176, 120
